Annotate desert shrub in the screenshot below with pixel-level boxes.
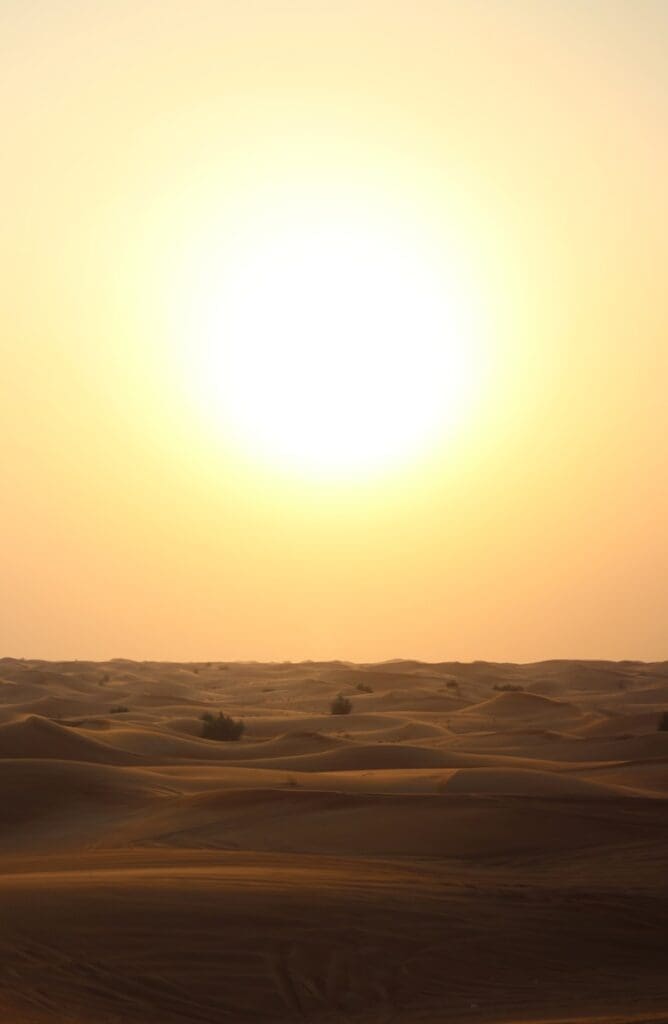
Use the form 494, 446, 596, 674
330, 693, 352, 716
493, 683, 524, 692
100, 673, 111, 684
446, 680, 459, 690
201, 711, 245, 741
658, 711, 668, 732
355, 682, 373, 693
110, 705, 129, 714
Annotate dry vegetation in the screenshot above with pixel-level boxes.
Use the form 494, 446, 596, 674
0, 656, 667, 1023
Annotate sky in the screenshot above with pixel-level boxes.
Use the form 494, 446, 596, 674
1, 1, 667, 662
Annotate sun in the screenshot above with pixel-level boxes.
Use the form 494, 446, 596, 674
174, 190, 485, 477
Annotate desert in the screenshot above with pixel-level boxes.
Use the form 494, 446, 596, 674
0, 657, 666, 1023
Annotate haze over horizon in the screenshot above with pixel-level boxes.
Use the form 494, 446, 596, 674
2, 1, 667, 663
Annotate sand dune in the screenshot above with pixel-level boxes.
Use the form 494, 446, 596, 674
462, 690, 580, 717
439, 765, 639, 798
108, 785, 666, 860
447, 728, 668, 763
578, 760, 668, 796
234, 741, 461, 772
0, 715, 141, 764
0, 657, 667, 1022
241, 710, 416, 737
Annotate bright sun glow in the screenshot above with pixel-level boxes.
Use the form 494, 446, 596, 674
173, 190, 486, 476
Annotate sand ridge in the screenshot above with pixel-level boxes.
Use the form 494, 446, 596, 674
0, 657, 667, 1022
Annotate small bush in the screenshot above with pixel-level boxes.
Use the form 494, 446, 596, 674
446, 680, 459, 690
201, 711, 245, 741
330, 693, 352, 716
493, 683, 524, 692
110, 705, 129, 714
355, 682, 373, 693
658, 711, 668, 732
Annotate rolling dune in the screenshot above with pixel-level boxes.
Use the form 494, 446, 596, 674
0, 715, 141, 765
0, 658, 667, 1023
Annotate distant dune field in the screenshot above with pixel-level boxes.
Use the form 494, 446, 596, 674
0, 657, 667, 1023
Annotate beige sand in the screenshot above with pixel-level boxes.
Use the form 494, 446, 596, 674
0, 657, 667, 1022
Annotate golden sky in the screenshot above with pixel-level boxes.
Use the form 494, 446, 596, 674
2, 1, 667, 662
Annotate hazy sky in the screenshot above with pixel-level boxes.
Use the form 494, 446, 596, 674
2, 1, 667, 662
